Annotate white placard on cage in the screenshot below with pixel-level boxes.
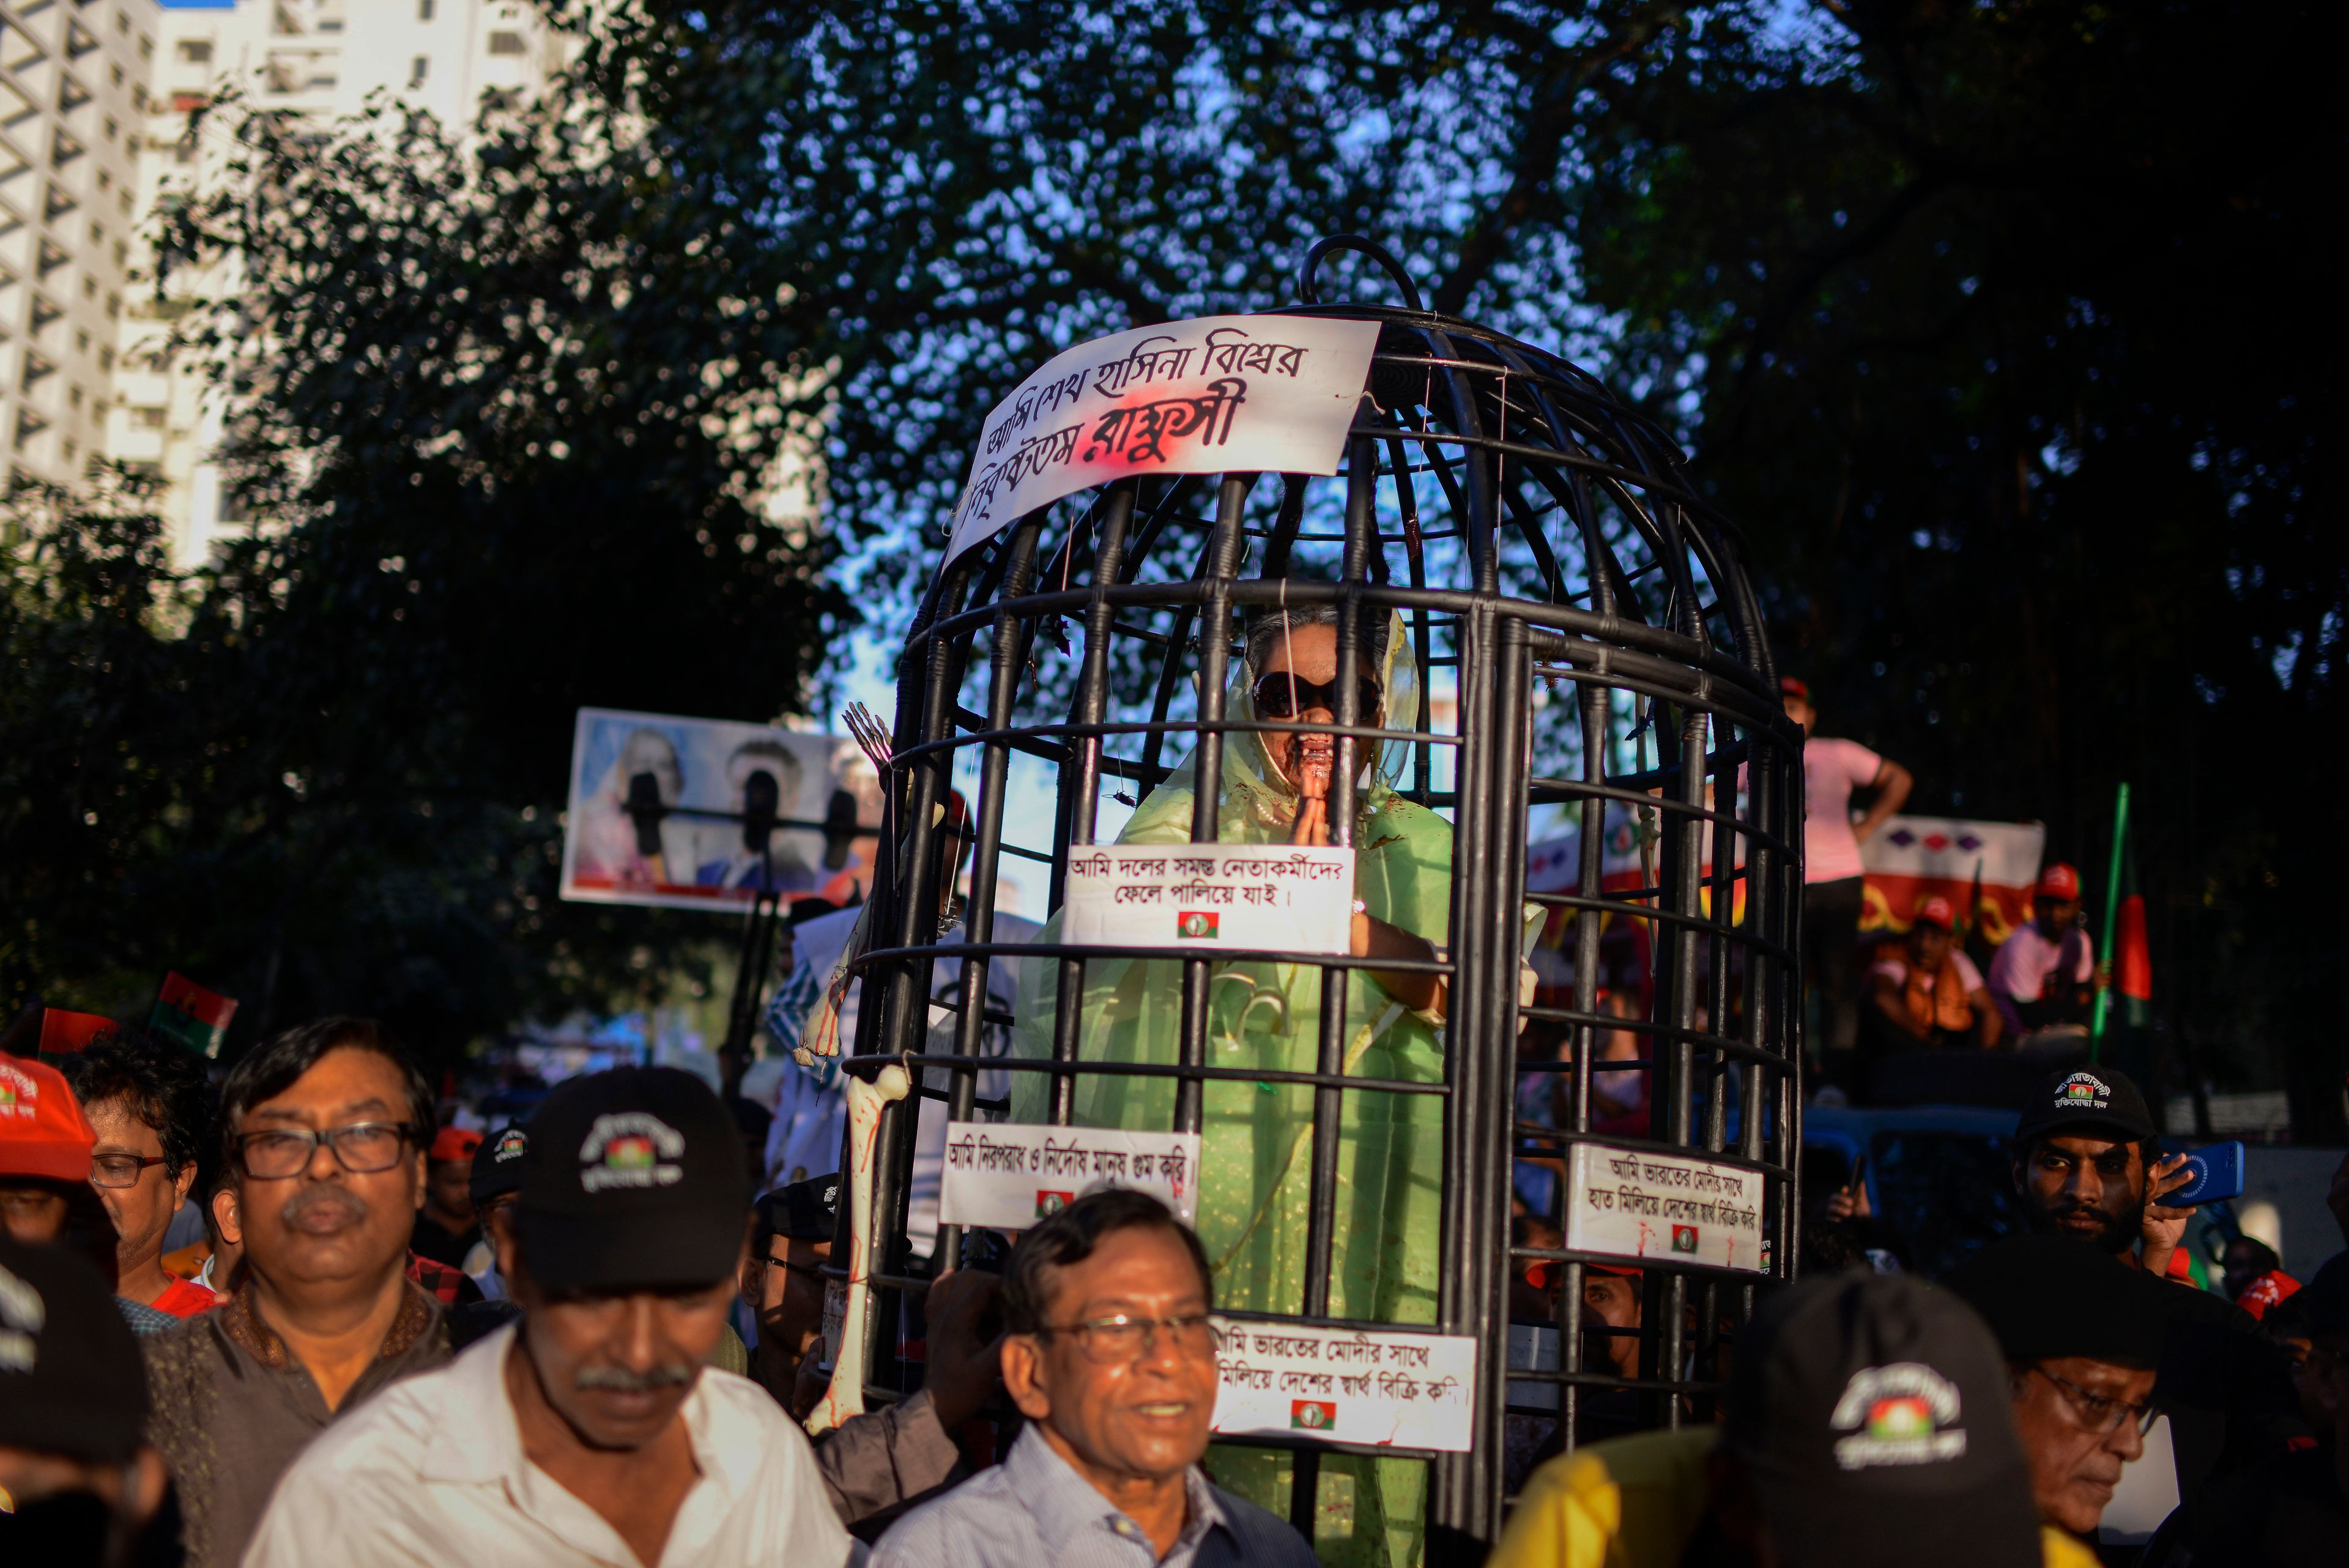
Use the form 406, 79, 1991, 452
1564, 1142, 1768, 1273
1211, 1318, 1479, 1452
935, 1123, 1201, 1230
1062, 844, 1356, 954
942, 314, 1381, 568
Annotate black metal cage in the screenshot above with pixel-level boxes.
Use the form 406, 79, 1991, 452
828, 237, 1805, 1562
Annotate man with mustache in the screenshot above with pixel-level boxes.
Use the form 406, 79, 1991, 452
141, 1017, 455, 1568
2010, 1066, 2303, 1499
243, 1065, 857, 1567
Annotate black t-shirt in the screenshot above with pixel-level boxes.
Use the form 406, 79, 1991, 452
2148, 1275, 2308, 1498
2144, 1444, 2349, 1568
409, 1213, 480, 1271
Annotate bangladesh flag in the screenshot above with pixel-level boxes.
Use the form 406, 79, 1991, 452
149, 972, 238, 1059
39, 1008, 114, 1064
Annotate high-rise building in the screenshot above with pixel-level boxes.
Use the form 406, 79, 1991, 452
109, 0, 563, 563
0, 0, 162, 495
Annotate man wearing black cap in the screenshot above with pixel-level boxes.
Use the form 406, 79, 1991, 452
2143, 1250, 2349, 1566
0, 1234, 176, 1566
2009, 1065, 2303, 1496
1946, 1235, 2169, 1543
464, 1123, 529, 1298
1489, 1271, 2095, 1568
243, 1065, 857, 1567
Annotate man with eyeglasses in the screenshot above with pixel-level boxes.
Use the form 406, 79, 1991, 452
2009, 1067, 2304, 1500
1948, 1234, 2169, 1544
65, 1030, 218, 1326
242, 1065, 857, 1568
873, 1187, 1316, 1567
141, 1016, 455, 1568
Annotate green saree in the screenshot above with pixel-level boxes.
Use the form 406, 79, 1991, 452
1012, 612, 1451, 1567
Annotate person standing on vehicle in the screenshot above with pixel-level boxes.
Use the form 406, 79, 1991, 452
1781, 677, 1913, 1095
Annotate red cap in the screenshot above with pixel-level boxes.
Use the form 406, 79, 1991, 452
1913, 895, 1956, 931
1779, 677, 1810, 702
2037, 863, 2080, 901
429, 1126, 483, 1164
0, 1057, 97, 1183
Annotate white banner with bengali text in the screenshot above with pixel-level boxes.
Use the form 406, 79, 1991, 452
1212, 1318, 1479, 1451
936, 1123, 1201, 1230
1063, 844, 1355, 954
1564, 1143, 1767, 1273
943, 314, 1381, 568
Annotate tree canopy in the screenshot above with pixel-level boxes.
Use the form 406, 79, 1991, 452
4, 1, 2336, 1125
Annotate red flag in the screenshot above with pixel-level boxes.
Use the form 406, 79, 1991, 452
39, 1008, 113, 1056
2116, 894, 2152, 1002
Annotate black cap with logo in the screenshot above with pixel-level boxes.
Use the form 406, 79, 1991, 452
1724, 1273, 2041, 1568
470, 1123, 532, 1206
0, 1234, 149, 1465
513, 1066, 748, 1293
2014, 1065, 2158, 1145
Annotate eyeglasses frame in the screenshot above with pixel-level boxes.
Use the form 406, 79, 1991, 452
232, 1120, 421, 1180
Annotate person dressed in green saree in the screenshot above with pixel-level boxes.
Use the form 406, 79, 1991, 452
1013, 599, 1452, 1566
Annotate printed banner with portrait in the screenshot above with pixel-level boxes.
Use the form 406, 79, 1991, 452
558, 708, 884, 913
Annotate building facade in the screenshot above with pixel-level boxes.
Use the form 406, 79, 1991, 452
119, 0, 563, 563
0, 0, 160, 495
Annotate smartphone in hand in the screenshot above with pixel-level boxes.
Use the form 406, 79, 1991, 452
2167, 1140, 2246, 1206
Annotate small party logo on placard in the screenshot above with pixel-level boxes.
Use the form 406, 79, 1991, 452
1291, 1399, 1336, 1431
1034, 1191, 1074, 1217
1176, 911, 1220, 940
1671, 1225, 1699, 1254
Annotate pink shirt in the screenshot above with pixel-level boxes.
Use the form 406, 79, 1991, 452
1987, 923, 2094, 1005
1802, 737, 1883, 883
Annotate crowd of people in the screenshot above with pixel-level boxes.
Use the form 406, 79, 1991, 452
1, 638, 2341, 1567
3, 1009, 2345, 1567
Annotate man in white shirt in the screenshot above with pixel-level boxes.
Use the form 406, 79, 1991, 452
243, 1065, 859, 1568
1989, 863, 2097, 1042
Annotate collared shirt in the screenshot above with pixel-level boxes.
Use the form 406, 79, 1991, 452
242, 1321, 861, 1568
871, 1425, 1316, 1568
142, 1274, 449, 1568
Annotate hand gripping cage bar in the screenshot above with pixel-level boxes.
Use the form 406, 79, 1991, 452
821, 237, 1805, 1559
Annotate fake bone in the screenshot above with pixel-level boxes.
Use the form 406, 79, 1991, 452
805, 1061, 910, 1438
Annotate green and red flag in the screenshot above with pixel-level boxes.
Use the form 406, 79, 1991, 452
149, 972, 237, 1059
39, 1008, 114, 1063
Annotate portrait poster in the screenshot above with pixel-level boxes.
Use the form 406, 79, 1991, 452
558, 708, 883, 913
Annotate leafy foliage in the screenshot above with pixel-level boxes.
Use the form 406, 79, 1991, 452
5, 1, 2335, 1124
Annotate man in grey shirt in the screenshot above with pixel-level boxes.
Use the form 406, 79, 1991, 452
142, 1019, 456, 1568
873, 1189, 1316, 1568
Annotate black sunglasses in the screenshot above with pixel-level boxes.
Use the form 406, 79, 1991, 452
1252, 671, 1381, 719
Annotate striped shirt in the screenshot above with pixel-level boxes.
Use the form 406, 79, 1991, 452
872, 1425, 1317, 1568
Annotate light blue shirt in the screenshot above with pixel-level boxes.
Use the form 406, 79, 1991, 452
872, 1425, 1318, 1568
